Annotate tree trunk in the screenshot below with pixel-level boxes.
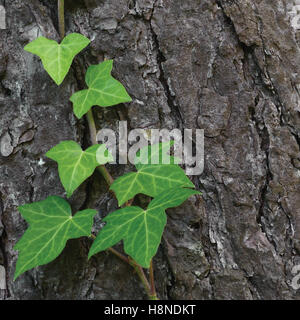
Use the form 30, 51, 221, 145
1, 0, 300, 300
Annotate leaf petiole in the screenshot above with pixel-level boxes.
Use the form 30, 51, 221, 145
58, 0, 65, 40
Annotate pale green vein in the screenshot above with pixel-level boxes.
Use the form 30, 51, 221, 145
89, 188, 200, 268
24, 33, 90, 85
110, 164, 194, 206
46, 141, 112, 198
70, 60, 132, 119
14, 196, 97, 279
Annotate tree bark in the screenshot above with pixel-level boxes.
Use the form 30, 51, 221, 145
1, 0, 300, 300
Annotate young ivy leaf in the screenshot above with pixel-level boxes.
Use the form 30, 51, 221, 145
110, 164, 194, 207
46, 141, 112, 198
14, 196, 97, 280
89, 188, 201, 268
24, 33, 90, 85
70, 60, 132, 119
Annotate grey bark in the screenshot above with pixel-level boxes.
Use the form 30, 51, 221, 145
0, 0, 300, 300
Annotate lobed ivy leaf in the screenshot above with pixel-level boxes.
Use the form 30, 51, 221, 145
89, 188, 200, 268
70, 60, 132, 119
24, 33, 90, 85
46, 141, 112, 198
110, 163, 194, 207
14, 196, 97, 280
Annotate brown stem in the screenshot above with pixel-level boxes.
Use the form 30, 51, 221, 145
96, 166, 114, 186
149, 260, 158, 300
136, 266, 152, 297
90, 234, 130, 264
108, 247, 131, 265
86, 109, 97, 145
86, 109, 114, 185
90, 235, 152, 298
129, 259, 151, 297
57, 2, 156, 297
86, 108, 154, 299
56, 0, 132, 289
58, 0, 65, 40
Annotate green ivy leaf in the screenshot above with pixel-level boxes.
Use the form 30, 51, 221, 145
89, 188, 200, 268
135, 141, 181, 170
14, 196, 97, 280
46, 141, 112, 198
110, 163, 194, 206
24, 33, 90, 85
70, 60, 132, 119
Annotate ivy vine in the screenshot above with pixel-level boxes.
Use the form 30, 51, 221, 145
13, 0, 201, 300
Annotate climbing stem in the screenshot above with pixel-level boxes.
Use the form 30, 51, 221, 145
149, 260, 158, 300
86, 108, 155, 299
136, 266, 152, 298
129, 259, 152, 298
108, 247, 131, 265
86, 109, 114, 185
96, 166, 114, 186
57, 1, 157, 300
86, 109, 97, 145
90, 234, 130, 265
58, 0, 65, 40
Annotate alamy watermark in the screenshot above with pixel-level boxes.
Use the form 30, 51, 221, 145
95, 121, 204, 176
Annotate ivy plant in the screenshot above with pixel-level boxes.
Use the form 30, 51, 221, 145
14, 196, 97, 280
24, 33, 90, 85
110, 163, 194, 207
45, 141, 112, 198
70, 60, 132, 119
89, 188, 200, 268
13, 1, 201, 300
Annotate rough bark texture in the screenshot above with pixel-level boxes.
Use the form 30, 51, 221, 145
1, 0, 300, 300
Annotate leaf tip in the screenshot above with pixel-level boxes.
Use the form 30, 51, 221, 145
87, 251, 94, 260
45, 150, 51, 159
75, 112, 84, 120
17, 204, 26, 215
54, 79, 63, 86
109, 186, 124, 207
66, 191, 73, 199
13, 266, 22, 281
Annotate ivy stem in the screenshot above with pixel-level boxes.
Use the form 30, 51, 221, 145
86, 109, 97, 144
86, 109, 114, 185
86, 106, 154, 299
90, 234, 130, 264
87, 108, 154, 299
149, 260, 158, 300
58, 0, 65, 40
96, 166, 114, 186
57, 1, 157, 300
108, 247, 131, 265
129, 259, 152, 298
